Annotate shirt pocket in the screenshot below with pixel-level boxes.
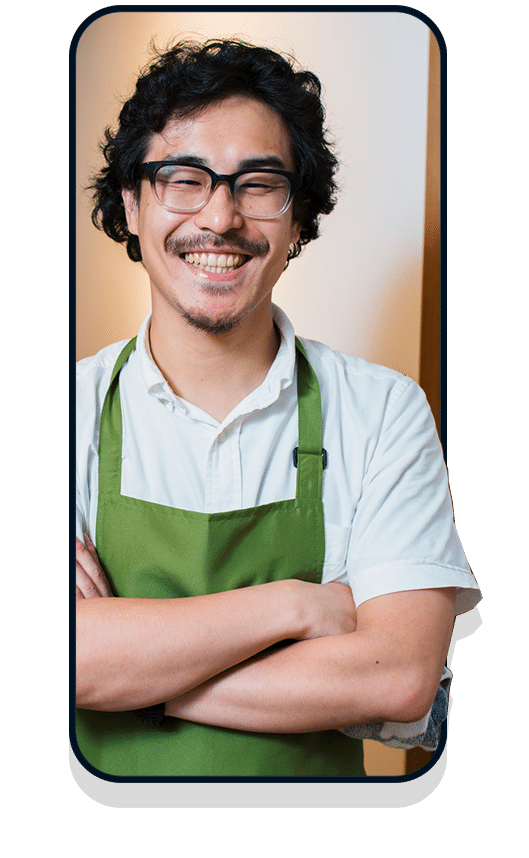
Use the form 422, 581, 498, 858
322, 523, 352, 584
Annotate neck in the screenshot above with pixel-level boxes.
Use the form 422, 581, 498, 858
148, 300, 280, 423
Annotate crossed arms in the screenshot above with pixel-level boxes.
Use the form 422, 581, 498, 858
76, 535, 455, 733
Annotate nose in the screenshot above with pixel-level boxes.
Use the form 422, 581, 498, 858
193, 182, 244, 234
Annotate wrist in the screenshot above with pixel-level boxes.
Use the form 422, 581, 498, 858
273, 578, 312, 640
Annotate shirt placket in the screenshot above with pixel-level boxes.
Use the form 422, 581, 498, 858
205, 419, 243, 512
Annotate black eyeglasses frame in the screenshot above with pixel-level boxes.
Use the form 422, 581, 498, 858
141, 161, 301, 218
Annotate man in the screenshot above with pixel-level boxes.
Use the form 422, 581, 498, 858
75, 39, 481, 778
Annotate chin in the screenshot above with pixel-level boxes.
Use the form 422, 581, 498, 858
181, 307, 243, 335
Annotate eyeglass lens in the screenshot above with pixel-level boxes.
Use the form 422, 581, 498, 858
154, 165, 292, 217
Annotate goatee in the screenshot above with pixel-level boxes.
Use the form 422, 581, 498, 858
165, 232, 270, 335
181, 307, 243, 335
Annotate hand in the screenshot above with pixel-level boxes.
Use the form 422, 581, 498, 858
296, 580, 357, 640
76, 534, 113, 600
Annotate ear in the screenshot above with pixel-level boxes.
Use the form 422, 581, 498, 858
122, 189, 139, 236
290, 219, 301, 247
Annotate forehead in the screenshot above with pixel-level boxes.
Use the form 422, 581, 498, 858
145, 95, 295, 170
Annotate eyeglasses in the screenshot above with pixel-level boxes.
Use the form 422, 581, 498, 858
141, 162, 301, 219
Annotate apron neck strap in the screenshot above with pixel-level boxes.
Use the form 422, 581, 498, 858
110, 337, 137, 384
294, 338, 324, 501
99, 335, 324, 502
98, 337, 137, 498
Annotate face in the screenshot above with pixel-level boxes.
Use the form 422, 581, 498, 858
122, 96, 301, 335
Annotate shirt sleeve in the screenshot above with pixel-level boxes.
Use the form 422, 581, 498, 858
346, 378, 481, 615
76, 492, 87, 542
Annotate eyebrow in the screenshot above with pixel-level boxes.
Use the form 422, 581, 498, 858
161, 154, 289, 171
162, 154, 208, 166
237, 156, 289, 171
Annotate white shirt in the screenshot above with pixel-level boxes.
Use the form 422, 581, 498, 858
76, 305, 481, 615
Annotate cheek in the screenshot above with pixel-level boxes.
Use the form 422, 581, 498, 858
138, 208, 186, 253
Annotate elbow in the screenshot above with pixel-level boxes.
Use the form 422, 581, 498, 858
76, 642, 132, 712
76, 671, 94, 710
76, 669, 94, 710
75, 601, 114, 710
76, 637, 102, 709
384, 666, 439, 724
76, 651, 125, 711
76, 613, 93, 708
392, 695, 433, 725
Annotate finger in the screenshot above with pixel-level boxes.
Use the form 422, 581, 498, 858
82, 532, 98, 559
76, 559, 104, 599
76, 584, 85, 601
76, 538, 113, 597
76, 540, 111, 598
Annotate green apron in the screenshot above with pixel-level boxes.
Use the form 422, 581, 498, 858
76, 336, 364, 778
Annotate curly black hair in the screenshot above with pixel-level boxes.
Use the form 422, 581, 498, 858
90, 39, 339, 263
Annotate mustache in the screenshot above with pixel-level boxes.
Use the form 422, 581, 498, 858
165, 233, 270, 258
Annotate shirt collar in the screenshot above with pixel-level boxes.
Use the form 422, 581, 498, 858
136, 305, 297, 422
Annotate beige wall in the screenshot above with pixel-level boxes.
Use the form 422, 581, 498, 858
76, 9, 430, 382
75, 10, 432, 778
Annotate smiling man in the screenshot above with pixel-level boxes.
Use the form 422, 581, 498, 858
75, 39, 481, 778
129, 99, 299, 333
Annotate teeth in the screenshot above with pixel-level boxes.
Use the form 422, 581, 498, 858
184, 252, 244, 272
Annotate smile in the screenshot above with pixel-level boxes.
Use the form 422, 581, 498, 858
183, 252, 246, 273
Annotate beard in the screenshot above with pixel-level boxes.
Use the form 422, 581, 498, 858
164, 231, 271, 335
180, 305, 244, 335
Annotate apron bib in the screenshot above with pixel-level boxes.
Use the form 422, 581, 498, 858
76, 337, 364, 778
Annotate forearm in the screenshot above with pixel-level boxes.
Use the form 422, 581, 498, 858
166, 589, 455, 732
76, 580, 309, 711
165, 633, 428, 731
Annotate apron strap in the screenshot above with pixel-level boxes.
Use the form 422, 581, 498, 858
294, 338, 324, 501
98, 335, 324, 502
97, 337, 137, 499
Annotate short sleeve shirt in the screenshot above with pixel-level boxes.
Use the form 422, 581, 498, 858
76, 305, 481, 615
